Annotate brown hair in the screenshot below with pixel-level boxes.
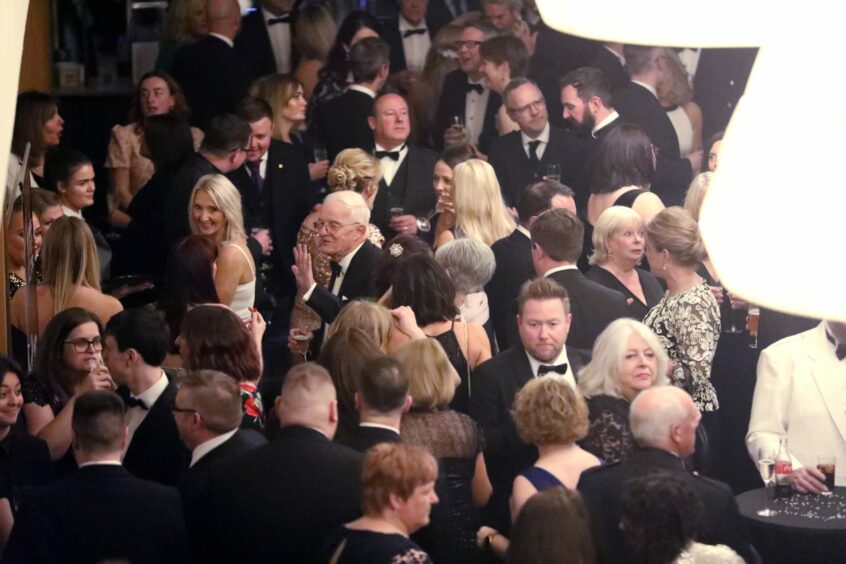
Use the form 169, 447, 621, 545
645, 207, 706, 267
180, 305, 262, 383
12, 91, 59, 165
516, 277, 570, 316
129, 71, 190, 124
512, 378, 589, 445
530, 208, 584, 264
179, 370, 243, 433
480, 34, 529, 78
249, 74, 305, 140
41, 217, 102, 314
361, 443, 438, 515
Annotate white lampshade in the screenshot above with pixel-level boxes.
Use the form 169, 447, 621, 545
0, 2, 30, 213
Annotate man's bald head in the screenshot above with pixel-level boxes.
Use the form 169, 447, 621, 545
276, 363, 339, 437
630, 386, 700, 457
207, 0, 241, 38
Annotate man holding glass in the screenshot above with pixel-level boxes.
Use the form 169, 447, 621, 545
747, 321, 846, 493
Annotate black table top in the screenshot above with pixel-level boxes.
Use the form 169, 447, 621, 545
737, 487, 846, 531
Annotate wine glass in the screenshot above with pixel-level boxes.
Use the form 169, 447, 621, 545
757, 455, 777, 516
546, 163, 561, 183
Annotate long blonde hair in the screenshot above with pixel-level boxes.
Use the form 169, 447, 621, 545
189, 174, 246, 242
249, 74, 303, 141
41, 216, 101, 314
452, 159, 516, 246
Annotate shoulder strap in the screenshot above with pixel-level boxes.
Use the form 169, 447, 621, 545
223, 241, 256, 277
329, 538, 347, 564
463, 321, 471, 397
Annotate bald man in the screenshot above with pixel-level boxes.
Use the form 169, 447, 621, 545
577, 386, 752, 564
208, 363, 362, 562
171, 0, 252, 127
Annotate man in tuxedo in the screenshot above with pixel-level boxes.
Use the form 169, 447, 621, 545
369, 92, 438, 238
487, 180, 576, 351
530, 209, 628, 350
747, 321, 846, 492
488, 78, 586, 208
171, 0, 251, 128
337, 356, 410, 452
235, 0, 296, 80
314, 37, 390, 161
4, 391, 189, 563
471, 277, 591, 532
383, 0, 439, 75
435, 20, 501, 153
166, 113, 251, 248
688, 48, 758, 141
293, 190, 383, 325
578, 386, 753, 564
103, 308, 189, 486
175, 370, 267, 562
587, 42, 629, 92
209, 363, 363, 563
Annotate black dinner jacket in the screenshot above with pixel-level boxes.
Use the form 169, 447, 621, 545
470, 344, 590, 532
371, 145, 438, 237
180, 429, 267, 564
485, 228, 534, 351
612, 81, 681, 159
0, 431, 53, 517
208, 425, 363, 564
234, 9, 298, 81
121, 380, 190, 487
585, 265, 665, 322
3, 465, 190, 564
546, 268, 629, 351
587, 46, 630, 92
171, 34, 251, 129
336, 424, 401, 453
577, 447, 753, 564
693, 48, 758, 141
434, 69, 501, 153
488, 125, 587, 208
165, 152, 220, 248
305, 239, 383, 325
314, 89, 375, 162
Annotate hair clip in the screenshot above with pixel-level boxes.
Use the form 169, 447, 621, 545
389, 243, 403, 257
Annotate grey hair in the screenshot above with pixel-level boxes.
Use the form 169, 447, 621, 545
435, 238, 496, 294
324, 190, 371, 226
578, 319, 669, 399
629, 386, 691, 448
589, 206, 644, 265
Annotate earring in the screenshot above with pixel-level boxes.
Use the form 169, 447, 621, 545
662, 263, 667, 271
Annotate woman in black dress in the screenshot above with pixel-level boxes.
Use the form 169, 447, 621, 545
586, 206, 663, 320
323, 443, 437, 564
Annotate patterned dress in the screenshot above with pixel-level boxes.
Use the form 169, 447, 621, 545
643, 282, 721, 411
581, 395, 637, 464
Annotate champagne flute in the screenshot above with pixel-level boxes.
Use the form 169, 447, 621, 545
757, 455, 777, 516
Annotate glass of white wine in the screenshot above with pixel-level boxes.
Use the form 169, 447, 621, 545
757, 455, 777, 517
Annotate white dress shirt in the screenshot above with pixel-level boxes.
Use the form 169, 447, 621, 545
543, 264, 579, 278
349, 84, 377, 98
375, 142, 408, 186
526, 347, 575, 388
61, 205, 83, 219
521, 122, 550, 161
398, 16, 430, 73
464, 78, 490, 145
263, 7, 292, 73
359, 422, 401, 435
592, 110, 620, 139
124, 372, 169, 453
191, 429, 238, 467
631, 79, 659, 99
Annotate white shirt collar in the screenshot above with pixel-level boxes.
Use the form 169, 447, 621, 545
603, 45, 626, 66
349, 84, 376, 98
208, 32, 234, 48
543, 264, 579, 277
515, 224, 531, 239
398, 14, 426, 31
521, 121, 550, 145
631, 80, 658, 99
190, 429, 238, 467
592, 110, 620, 138
262, 6, 290, 23
359, 422, 401, 434
78, 460, 122, 468
525, 347, 575, 387
132, 372, 169, 410
61, 204, 82, 219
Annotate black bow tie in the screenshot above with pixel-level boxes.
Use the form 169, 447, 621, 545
267, 13, 291, 25
826, 331, 846, 361
124, 396, 148, 410
537, 363, 568, 376
375, 145, 405, 161
329, 261, 343, 278
403, 28, 427, 38
465, 82, 484, 94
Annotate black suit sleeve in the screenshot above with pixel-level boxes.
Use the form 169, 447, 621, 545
305, 285, 343, 324
469, 358, 522, 455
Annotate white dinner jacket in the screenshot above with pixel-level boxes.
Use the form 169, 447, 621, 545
747, 322, 846, 486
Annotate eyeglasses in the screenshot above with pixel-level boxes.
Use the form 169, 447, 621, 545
314, 220, 360, 234
508, 99, 546, 115
455, 40, 482, 49
171, 405, 197, 415
64, 337, 103, 353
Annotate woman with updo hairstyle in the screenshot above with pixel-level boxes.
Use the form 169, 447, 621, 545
7, 91, 63, 201
178, 305, 265, 430
587, 123, 665, 228
507, 488, 596, 564
578, 319, 669, 463
10, 217, 122, 337
292, 3, 337, 100
322, 443, 438, 563
586, 206, 663, 320
435, 159, 515, 248
5, 196, 43, 298
643, 207, 720, 416
394, 338, 491, 564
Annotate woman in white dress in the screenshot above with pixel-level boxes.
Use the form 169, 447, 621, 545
189, 174, 255, 320
658, 48, 703, 158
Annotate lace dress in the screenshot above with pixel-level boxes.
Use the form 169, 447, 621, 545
401, 410, 482, 564
580, 395, 636, 464
643, 282, 721, 411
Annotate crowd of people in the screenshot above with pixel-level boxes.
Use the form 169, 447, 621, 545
1, 0, 843, 562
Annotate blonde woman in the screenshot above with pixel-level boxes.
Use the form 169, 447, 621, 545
586, 206, 664, 320
292, 4, 337, 100
189, 174, 255, 320
395, 338, 492, 563
658, 48, 703, 157
10, 217, 122, 336
578, 318, 669, 463
683, 171, 713, 222
435, 159, 516, 248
